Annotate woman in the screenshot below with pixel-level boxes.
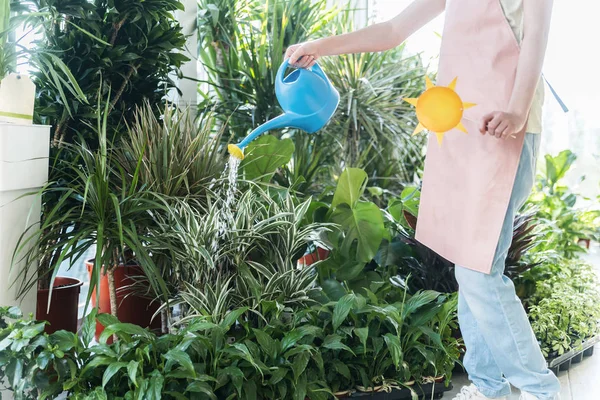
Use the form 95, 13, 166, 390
286, 1, 560, 399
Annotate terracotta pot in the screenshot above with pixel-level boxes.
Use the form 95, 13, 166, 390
86, 261, 161, 340
578, 238, 591, 249
37, 276, 83, 334
298, 247, 330, 266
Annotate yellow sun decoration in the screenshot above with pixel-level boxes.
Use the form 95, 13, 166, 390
403, 76, 476, 145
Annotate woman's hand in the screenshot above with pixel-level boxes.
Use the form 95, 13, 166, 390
479, 111, 527, 139
285, 42, 320, 69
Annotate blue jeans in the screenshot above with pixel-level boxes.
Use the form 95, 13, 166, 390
455, 133, 560, 399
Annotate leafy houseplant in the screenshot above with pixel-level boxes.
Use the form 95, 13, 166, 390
0, 306, 332, 400
12, 94, 170, 332
117, 102, 225, 200
527, 150, 600, 258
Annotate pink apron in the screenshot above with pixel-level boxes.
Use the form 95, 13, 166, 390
415, 0, 526, 274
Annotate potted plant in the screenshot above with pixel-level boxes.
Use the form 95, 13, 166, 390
12, 94, 171, 338
1, 0, 88, 325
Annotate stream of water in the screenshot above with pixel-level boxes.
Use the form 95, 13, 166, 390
211, 156, 241, 253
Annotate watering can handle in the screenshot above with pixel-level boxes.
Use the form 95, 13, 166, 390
277, 58, 291, 84
278, 58, 328, 84
309, 62, 329, 83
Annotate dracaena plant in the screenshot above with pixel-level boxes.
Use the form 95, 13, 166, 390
12, 91, 171, 321
116, 101, 226, 200
30, 0, 188, 149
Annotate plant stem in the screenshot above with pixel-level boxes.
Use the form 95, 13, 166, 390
110, 17, 127, 46
108, 62, 140, 115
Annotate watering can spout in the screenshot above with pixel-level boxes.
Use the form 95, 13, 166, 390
228, 113, 297, 160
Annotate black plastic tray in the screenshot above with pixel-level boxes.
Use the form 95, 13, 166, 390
547, 335, 599, 375
349, 382, 452, 400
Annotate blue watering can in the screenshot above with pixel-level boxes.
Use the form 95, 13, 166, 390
227, 58, 340, 160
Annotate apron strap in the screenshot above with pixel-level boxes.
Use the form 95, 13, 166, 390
542, 74, 569, 113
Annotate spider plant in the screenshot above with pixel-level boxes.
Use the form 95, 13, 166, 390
150, 186, 333, 326
12, 91, 171, 319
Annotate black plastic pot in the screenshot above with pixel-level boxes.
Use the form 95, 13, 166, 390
349, 382, 451, 400
547, 335, 599, 375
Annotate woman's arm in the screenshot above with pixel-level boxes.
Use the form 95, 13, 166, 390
481, 0, 554, 138
287, 0, 446, 68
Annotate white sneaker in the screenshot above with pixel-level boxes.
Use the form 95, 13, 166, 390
452, 384, 507, 400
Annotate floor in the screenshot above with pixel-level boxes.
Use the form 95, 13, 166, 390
445, 243, 600, 400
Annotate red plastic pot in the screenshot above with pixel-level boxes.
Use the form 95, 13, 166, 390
298, 247, 330, 266
86, 261, 161, 340
37, 276, 83, 334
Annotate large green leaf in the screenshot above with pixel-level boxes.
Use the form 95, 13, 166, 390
241, 135, 295, 182
331, 168, 368, 209
331, 201, 385, 263
545, 150, 576, 187
332, 293, 357, 330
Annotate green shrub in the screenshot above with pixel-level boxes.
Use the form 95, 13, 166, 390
528, 260, 600, 357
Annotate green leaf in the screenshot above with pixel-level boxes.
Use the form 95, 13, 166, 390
383, 334, 403, 369
101, 323, 156, 343
163, 349, 196, 377
268, 367, 288, 385
332, 294, 356, 331
331, 201, 385, 262
321, 279, 346, 301
332, 359, 351, 379
186, 381, 217, 399
292, 352, 310, 382
241, 135, 295, 182
545, 150, 576, 185
96, 313, 119, 328
221, 307, 248, 330
331, 168, 368, 209
282, 326, 319, 353
335, 259, 366, 281
127, 360, 139, 387
50, 330, 77, 351
81, 309, 98, 345
322, 334, 354, 354
402, 290, 441, 318
293, 373, 307, 400
354, 327, 369, 354
102, 362, 127, 388
243, 380, 257, 400
22, 323, 45, 339
252, 328, 278, 359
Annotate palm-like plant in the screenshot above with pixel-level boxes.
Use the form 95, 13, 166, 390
116, 102, 225, 200
320, 44, 428, 189
198, 0, 338, 142
12, 92, 170, 319
0, 1, 87, 111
